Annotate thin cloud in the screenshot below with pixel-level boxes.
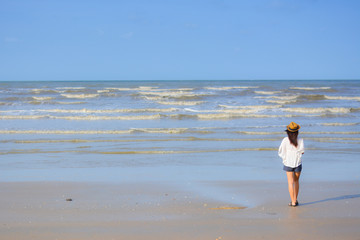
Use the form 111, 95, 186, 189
121, 32, 134, 39
4, 37, 20, 43
96, 29, 105, 36
234, 47, 242, 52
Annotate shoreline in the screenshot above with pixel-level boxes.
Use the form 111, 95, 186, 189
1, 180, 359, 240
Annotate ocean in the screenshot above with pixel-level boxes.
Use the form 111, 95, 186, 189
1, 80, 359, 184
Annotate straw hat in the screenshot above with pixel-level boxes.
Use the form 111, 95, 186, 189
287, 122, 300, 132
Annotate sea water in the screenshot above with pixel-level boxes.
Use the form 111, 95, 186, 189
0, 80, 359, 183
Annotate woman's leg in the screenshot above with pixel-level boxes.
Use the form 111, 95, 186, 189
294, 171, 301, 201
286, 171, 296, 205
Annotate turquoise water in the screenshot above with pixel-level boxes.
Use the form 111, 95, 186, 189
0, 80, 359, 182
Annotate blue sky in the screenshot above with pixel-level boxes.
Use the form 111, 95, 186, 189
1, 0, 359, 81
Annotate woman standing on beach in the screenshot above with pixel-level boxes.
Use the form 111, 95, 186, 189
278, 122, 304, 207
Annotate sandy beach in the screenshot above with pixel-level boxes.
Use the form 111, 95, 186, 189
1, 180, 359, 240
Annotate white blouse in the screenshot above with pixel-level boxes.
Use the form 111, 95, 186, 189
278, 137, 304, 168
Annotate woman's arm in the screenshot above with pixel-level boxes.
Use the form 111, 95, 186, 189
299, 138, 305, 154
278, 138, 286, 159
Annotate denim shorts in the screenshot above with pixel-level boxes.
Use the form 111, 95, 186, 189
283, 164, 302, 172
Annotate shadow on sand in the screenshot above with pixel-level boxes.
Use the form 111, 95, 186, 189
301, 194, 360, 206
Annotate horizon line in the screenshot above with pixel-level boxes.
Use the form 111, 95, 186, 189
0, 79, 359, 82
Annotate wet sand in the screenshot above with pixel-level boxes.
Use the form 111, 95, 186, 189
1, 180, 359, 240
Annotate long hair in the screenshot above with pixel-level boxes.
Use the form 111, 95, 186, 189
286, 130, 298, 147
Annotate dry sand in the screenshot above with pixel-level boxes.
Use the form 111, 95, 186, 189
0, 180, 359, 240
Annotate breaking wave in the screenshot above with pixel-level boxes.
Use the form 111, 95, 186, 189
0, 114, 162, 120
325, 96, 360, 101
218, 105, 282, 110
321, 122, 359, 126
0, 127, 216, 135
173, 113, 295, 120
254, 91, 281, 95
32, 97, 55, 101
290, 87, 331, 90
36, 108, 178, 113
61, 94, 99, 99
282, 107, 357, 114
105, 86, 160, 91
256, 95, 298, 104
31, 89, 58, 94
205, 86, 259, 90
156, 101, 205, 106
138, 91, 210, 100
260, 94, 360, 104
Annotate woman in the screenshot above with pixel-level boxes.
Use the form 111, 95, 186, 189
278, 122, 304, 207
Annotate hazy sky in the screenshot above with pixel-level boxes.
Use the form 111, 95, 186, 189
1, 0, 359, 81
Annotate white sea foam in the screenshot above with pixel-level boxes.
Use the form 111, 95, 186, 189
233, 131, 283, 135
302, 131, 360, 135
195, 113, 293, 119
184, 108, 258, 114
0, 110, 30, 114
254, 91, 281, 95
130, 128, 188, 134
205, 86, 258, 90
55, 101, 86, 105
324, 96, 360, 101
256, 95, 299, 104
265, 99, 298, 104
61, 94, 99, 99
0, 114, 162, 120
219, 105, 282, 110
105, 87, 134, 91
259, 96, 298, 100
56, 87, 86, 90
282, 107, 353, 114
26, 101, 86, 105
143, 96, 164, 101
138, 86, 160, 91
32, 97, 55, 101
184, 108, 201, 112
0, 130, 131, 134
0, 115, 49, 119
139, 91, 204, 99
308, 137, 360, 141
0, 128, 194, 135
290, 87, 331, 90
142, 88, 194, 92
39, 108, 178, 113
157, 101, 204, 106
31, 89, 58, 94
57, 115, 162, 120
105, 86, 159, 91
175, 88, 194, 91
321, 122, 359, 126
258, 94, 352, 105
196, 113, 247, 119
97, 90, 110, 93
31, 88, 46, 93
